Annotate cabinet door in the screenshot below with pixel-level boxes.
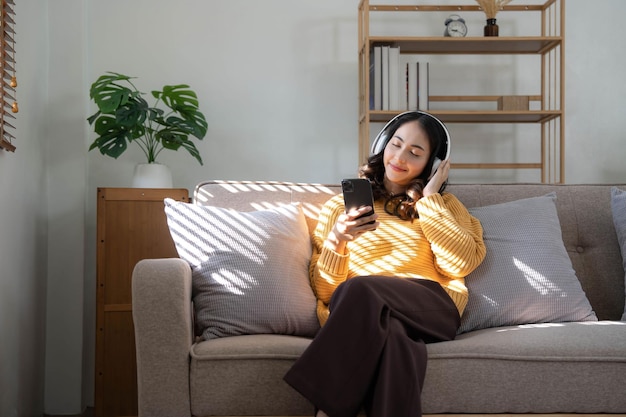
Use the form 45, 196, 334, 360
95, 187, 188, 417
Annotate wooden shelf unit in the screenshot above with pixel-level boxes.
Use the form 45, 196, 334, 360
367, 36, 562, 54
358, 0, 565, 183
95, 187, 189, 417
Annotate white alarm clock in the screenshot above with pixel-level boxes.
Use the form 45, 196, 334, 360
444, 14, 467, 37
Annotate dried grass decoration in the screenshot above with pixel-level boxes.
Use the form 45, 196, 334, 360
475, 0, 512, 36
475, 0, 512, 19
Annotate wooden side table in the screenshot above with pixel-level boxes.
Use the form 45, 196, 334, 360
95, 187, 188, 417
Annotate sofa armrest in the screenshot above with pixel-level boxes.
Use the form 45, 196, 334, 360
132, 258, 193, 417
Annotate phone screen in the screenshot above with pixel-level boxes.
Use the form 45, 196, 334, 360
341, 178, 375, 222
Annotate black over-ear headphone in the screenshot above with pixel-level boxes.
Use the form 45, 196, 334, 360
370, 110, 451, 178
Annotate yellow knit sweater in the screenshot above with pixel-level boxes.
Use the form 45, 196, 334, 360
310, 192, 486, 326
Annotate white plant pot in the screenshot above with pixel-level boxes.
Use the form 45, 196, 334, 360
132, 163, 173, 188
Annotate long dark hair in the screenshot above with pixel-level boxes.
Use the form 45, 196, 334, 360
358, 112, 448, 220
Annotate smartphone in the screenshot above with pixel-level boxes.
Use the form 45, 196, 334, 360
341, 178, 375, 222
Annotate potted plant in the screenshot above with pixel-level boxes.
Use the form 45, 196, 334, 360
87, 71, 208, 187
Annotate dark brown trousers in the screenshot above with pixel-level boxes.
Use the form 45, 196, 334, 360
284, 276, 460, 417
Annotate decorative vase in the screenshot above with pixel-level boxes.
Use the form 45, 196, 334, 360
484, 18, 499, 36
132, 162, 173, 188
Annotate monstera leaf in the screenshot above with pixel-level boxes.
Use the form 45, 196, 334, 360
90, 72, 136, 113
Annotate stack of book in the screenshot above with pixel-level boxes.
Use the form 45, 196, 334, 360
370, 45, 429, 112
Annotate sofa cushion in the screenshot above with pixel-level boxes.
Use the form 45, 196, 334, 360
424, 321, 626, 413
459, 193, 597, 333
190, 335, 314, 416
164, 199, 320, 340
611, 187, 626, 321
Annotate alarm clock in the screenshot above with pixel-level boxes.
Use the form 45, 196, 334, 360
444, 14, 467, 37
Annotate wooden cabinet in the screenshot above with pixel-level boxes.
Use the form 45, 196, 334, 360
95, 187, 188, 417
358, 0, 564, 183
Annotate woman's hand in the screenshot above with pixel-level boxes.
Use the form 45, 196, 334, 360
423, 159, 450, 197
324, 206, 379, 254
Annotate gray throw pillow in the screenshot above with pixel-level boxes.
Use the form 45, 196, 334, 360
610, 187, 626, 321
164, 199, 320, 340
459, 193, 597, 334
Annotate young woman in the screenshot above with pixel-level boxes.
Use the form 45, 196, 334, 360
283, 111, 487, 417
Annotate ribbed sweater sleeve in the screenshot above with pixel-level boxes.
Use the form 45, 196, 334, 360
416, 193, 486, 278
309, 194, 350, 305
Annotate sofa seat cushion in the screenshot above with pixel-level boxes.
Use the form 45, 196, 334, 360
188, 323, 626, 416
424, 321, 626, 414
189, 335, 314, 416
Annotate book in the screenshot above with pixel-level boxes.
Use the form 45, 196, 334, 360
418, 61, 429, 110
372, 46, 382, 110
398, 54, 411, 111
369, 50, 374, 110
381, 46, 390, 110
408, 61, 418, 111
388, 46, 400, 110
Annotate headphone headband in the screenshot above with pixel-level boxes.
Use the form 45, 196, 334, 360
370, 110, 451, 160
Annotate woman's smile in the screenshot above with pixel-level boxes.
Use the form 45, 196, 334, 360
388, 162, 406, 173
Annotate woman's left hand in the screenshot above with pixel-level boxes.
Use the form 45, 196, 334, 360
423, 159, 450, 197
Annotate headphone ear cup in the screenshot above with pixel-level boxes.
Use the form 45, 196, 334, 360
430, 157, 442, 179
372, 131, 389, 155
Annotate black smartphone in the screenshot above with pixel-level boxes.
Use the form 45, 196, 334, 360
341, 178, 375, 222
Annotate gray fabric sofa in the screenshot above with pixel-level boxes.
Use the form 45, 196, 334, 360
132, 181, 626, 417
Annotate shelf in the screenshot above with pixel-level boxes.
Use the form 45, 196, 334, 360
367, 4, 546, 13
357, 0, 565, 183
368, 36, 562, 54
366, 110, 562, 124
453, 162, 542, 170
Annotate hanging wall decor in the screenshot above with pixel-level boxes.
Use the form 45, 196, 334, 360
0, 0, 17, 152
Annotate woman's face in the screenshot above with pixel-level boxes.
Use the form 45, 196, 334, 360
382, 120, 431, 194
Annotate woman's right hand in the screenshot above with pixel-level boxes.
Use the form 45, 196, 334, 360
324, 206, 378, 254
424, 159, 450, 197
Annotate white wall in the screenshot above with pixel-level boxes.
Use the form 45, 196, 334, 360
0, 1, 48, 416
1, 0, 625, 415
44, 1, 88, 413
565, 2, 626, 182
